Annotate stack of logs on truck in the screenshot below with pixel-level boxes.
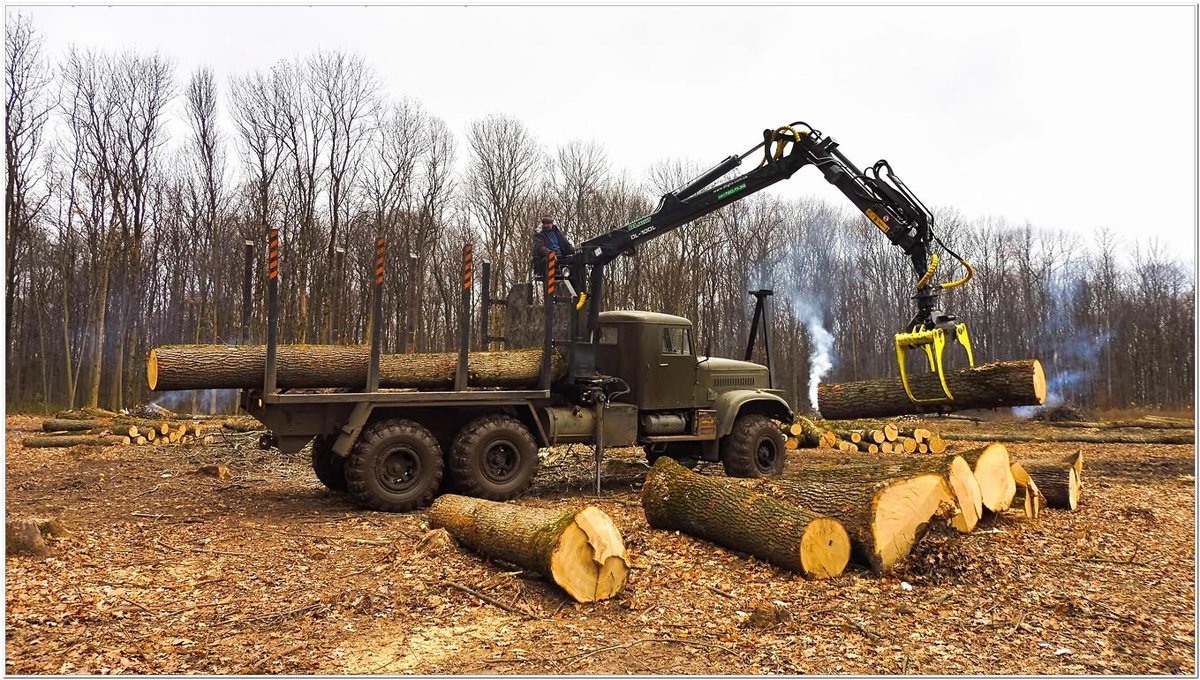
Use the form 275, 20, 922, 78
24, 407, 218, 448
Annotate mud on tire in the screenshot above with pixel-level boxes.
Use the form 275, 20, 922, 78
721, 413, 786, 478
310, 436, 348, 492
449, 415, 539, 500
345, 419, 443, 512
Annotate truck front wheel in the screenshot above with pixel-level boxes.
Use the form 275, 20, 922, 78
345, 420, 444, 512
311, 436, 347, 491
721, 413, 786, 478
449, 415, 539, 500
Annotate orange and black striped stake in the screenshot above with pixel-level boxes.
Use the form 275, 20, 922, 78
268, 228, 279, 281
546, 252, 557, 295
375, 237, 386, 286
462, 243, 473, 290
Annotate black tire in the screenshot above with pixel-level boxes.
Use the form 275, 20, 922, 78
311, 436, 348, 492
721, 413, 786, 478
345, 419, 443, 512
449, 415, 539, 500
644, 444, 701, 470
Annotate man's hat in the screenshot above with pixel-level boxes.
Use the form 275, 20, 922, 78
540, 213, 554, 224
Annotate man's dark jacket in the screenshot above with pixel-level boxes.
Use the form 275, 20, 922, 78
531, 227, 575, 277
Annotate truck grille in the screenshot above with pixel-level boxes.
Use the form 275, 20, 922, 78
713, 376, 756, 388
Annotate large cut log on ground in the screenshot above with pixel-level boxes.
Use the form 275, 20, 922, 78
957, 444, 1016, 513
641, 458, 850, 578
23, 435, 130, 448
817, 360, 1046, 420
428, 494, 629, 603
148, 344, 567, 391
41, 419, 105, 432
1021, 453, 1083, 510
745, 468, 954, 574
940, 431, 1193, 445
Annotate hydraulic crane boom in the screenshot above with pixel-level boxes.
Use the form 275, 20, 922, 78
559, 122, 976, 405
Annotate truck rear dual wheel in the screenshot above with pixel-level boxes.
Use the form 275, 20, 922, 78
311, 436, 348, 492
721, 413, 786, 478
345, 420, 444, 512
449, 415, 539, 501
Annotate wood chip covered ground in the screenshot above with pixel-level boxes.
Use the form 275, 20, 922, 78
4, 413, 1195, 674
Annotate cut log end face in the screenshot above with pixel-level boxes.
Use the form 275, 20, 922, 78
146, 349, 159, 391
550, 506, 630, 603
1032, 360, 1047, 404
798, 517, 851, 579
873, 475, 954, 572
1068, 469, 1081, 511
969, 444, 1017, 513
947, 455, 983, 533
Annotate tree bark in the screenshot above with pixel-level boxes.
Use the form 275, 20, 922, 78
641, 458, 850, 578
428, 494, 629, 603
817, 360, 1046, 419
148, 345, 566, 391
1020, 452, 1084, 510
41, 419, 104, 432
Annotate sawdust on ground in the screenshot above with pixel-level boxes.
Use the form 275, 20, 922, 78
4, 414, 1195, 674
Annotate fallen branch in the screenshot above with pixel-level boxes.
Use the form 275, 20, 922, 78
939, 431, 1192, 445
441, 580, 541, 619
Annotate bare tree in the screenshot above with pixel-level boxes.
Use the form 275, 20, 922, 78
5, 13, 54, 394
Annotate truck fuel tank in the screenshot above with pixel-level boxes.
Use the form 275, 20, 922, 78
542, 404, 637, 447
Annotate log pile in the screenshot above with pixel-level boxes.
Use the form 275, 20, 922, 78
25, 407, 219, 448
780, 416, 951, 455
642, 444, 1089, 575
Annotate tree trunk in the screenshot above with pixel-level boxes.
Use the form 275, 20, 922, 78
957, 444, 1016, 513
41, 419, 105, 432
743, 468, 954, 574
428, 494, 629, 603
641, 458, 850, 578
148, 345, 566, 391
817, 360, 1046, 419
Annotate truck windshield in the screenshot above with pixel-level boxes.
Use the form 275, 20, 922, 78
661, 327, 691, 356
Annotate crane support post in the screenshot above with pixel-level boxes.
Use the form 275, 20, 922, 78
366, 237, 385, 393
456, 243, 473, 392
264, 228, 280, 395
539, 252, 556, 391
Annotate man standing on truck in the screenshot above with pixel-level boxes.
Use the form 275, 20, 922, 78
531, 213, 574, 280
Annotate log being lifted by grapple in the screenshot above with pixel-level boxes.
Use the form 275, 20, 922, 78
817, 359, 1046, 420
428, 494, 629, 603
147, 344, 566, 391
642, 458, 851, 579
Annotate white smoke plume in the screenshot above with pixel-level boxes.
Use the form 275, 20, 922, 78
794, 299, 835, 411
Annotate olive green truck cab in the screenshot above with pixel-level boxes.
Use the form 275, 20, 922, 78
244, 309, 791, 513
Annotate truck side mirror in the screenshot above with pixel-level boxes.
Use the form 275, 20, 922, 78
698, 337, 711, 364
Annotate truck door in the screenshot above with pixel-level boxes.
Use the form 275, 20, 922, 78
645, 325, 697, 410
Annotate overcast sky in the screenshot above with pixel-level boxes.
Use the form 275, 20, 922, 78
12, 3, 1199, 259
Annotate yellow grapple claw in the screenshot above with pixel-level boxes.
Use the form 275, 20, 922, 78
894, 323, 975, 405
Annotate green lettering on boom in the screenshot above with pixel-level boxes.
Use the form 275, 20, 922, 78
624, 216, 652, 231
716, 182, 748, 201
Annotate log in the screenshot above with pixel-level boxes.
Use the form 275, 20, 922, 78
899, 437, 918, 454
836, 430, 863, 444
818, 431, 838, 449
784, 438, 799, 451
957, 444, 1016, 513
148, 344, 567, 391
222, 417, 265, 433
1010, 462, 1043, 519
817, 360, 1046, 419
789, 416, 827, 448
1022, 461, 1080, 510
866, 429, 887, 444
642, 458, 850, 578
41, 419, 104, 432
927, 435, 948, 454
428, 494, 630, 603
1045, 418, 1193, 430
53, 407, 120, 420
23, 435, 130, 448
939, 431, 1192, 445
883, 422, 900, 442
747, 468, 954, 573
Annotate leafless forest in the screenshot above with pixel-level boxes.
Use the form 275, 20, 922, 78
5, 15, 1194, 414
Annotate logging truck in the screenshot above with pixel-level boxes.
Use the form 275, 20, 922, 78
151, 120, 984, 512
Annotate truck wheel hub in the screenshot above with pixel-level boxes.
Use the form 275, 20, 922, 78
755, 439, 777, 471
378, 447, 421, 492
482, 441, 519, 482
